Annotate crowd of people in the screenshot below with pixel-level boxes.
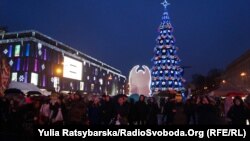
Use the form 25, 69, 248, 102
0, 92, 249, 131
184, 95, 250, 125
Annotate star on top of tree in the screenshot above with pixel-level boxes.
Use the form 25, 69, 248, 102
161, 0, 170, 9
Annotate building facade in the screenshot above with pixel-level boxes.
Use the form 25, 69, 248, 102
224, 50, 250, 92
0, 30, 126, 95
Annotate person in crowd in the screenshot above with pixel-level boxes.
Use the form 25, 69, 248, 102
196, 96, 219, 125
8, 99, 19, 126
67, 94, 88, 125
88, 96, 102, 125
163, 97, 177, 125
0, 97, 9, 128
224, 96, 234, 123
32, 100, 42, 125
128, 98, 136, 125
184, 97, 197, 125
184, 99, 192, 124
159, 98, 166, 125
25, 95, 32, 105
227, 96, 248, 125
243, 95, 250, 125
39, 98, 51, 125
102, 95, 114, 125
101, 94, 106, 105
113, 96, 129, 125
49, 95, 64, 125
147, 97, 159, 125
135, 95, 148, 125
217, 98, 225, 118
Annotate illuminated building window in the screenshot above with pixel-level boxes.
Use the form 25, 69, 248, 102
53, 77, 59, 88
25, 44, 30, 57
11, 72, 18, 81
25, 72, 28, 83
70, 82, 74, 90
34, 59, 38, 72
14, 45, 21, 57
95, 68, 98, 75
22, 59, 26, 71
42, 75, 46, 87
99, 78, 103, 85
87, 76, 90, 80
91, 84, 94, 91
16, 58, 21, 71
93, 77, 96, 81
26, 58, 29, 71
8, 45, 13, 57
80, 82, 84, 91
31, 73, 38, 86
43, 48, 47, 60
38, 43, 42, 49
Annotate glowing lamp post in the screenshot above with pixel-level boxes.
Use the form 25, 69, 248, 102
240, 72, 246, 77
240, 72, 247, 90
56, 68, 62, 75
54, 64, 63, 92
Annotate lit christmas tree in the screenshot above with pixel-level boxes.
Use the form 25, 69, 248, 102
151, 0, 185, 94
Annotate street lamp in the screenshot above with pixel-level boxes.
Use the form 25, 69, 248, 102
56, 68, 62, 75
222, 80, 226, 84
54, 65, 63, 93
240, 72, 247, 77
240, 72, 247, 91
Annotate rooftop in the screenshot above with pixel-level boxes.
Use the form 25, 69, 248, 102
226, 50, 250, 71
0, 30, 124, 76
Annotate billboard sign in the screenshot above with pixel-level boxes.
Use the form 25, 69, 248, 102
63, 56, 82, 80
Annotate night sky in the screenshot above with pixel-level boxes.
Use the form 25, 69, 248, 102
1, 0, 250, 81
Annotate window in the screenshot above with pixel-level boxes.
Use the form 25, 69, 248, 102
80, 82, 84, 91
34, 59, 38, 72
53, 77, 59, 88
95, 68, 98, 75
38, 43, 42, 49
8, 45, 13, 57
31, 73, 38, 86
99, 78, 103, 85
11, 72, 18, 81
25, 44, 30, 57
14, 45, 21, 57
43, 48, 47, 60
16, 58, 21, 71
91, 84, 94, 91
42, 75, 46, 87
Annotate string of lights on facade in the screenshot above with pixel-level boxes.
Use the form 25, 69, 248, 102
0, 31, 126, 95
